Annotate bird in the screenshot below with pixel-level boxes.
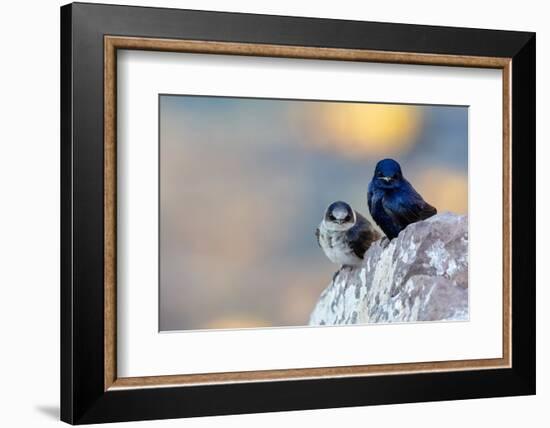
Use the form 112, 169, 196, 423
367, 158, 437, 240
316, 201, 381, 268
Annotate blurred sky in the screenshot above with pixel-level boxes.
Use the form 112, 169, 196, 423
159, 95, 468, 331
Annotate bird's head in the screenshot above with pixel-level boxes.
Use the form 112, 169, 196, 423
323, 201, 356, 231
373, 158, 404, 189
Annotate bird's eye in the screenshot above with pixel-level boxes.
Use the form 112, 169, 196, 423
345, 215, 351, 222
377, 171, 383, 177
329, 214, 335, 220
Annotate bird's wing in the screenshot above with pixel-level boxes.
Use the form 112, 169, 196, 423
315, 227, 321, 248
384, 185, 437, 227
347, 212, 381, 259
367, 181, 374, 214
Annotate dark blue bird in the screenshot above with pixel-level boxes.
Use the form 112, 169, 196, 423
367, 159, 437, 240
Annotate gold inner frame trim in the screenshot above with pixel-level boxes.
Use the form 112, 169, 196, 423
104, 35, 512, 391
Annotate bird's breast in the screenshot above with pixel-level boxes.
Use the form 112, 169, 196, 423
318, 226, 362, 266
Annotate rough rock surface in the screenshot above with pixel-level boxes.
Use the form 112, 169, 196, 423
309, 213, 468, 325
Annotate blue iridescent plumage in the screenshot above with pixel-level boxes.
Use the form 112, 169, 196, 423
367, 159, 437, 240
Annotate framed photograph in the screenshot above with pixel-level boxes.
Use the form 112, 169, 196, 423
60, 2, 535, 424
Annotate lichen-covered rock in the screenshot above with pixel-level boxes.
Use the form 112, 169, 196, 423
309, 213, 468, 326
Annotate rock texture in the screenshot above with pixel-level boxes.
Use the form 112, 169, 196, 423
309, 213, 468, 325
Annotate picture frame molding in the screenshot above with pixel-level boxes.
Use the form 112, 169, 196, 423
104, 34, 512, 390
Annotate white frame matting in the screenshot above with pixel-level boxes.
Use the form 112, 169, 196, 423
117, 50, 503, 378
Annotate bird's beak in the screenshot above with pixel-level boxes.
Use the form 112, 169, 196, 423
380, 176, 392, 182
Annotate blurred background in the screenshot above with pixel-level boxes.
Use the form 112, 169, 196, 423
159, 95, 468, 331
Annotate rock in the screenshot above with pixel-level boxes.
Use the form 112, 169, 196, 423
309, 213, 468, 326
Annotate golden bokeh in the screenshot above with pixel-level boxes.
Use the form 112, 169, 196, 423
414, 169, 468, 214
310, 103, 422, 157
204, 315, 271, 330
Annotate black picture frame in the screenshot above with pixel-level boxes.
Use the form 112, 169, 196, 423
61, 2, 535, 424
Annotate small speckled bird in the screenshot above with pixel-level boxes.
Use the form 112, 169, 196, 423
316, 201, 381, 267
368, 158, 437, 240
